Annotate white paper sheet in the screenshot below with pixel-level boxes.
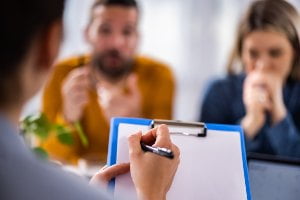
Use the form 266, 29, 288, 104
112, 123, 248, 200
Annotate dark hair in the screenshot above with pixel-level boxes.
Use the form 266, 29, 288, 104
227, 0, 300, 80
88, 0, 139, 24
0, 0, 65, 105
92, 0, 138, 8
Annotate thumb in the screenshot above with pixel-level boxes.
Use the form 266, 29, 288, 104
153, 124, 172, 148
128, 131, 142, 157
90, 163, 130, 185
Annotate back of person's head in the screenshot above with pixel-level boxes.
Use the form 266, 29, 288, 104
88, 0, 139, 24
227, 0, 300, 79
0, 0, 65, 106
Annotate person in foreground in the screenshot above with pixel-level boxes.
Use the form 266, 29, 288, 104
0, 0, 180, 199
200, 0, 300, 158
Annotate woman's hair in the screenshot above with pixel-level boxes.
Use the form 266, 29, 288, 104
0, 0, 65, 106
227, 0, 300, 79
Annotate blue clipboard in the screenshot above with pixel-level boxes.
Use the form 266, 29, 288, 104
107, 117, 252, 200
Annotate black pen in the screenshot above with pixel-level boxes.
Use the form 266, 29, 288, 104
140, 143, 174, 159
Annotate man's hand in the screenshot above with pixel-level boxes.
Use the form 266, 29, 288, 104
97, 73, 141, 122
61, 67, 90, 122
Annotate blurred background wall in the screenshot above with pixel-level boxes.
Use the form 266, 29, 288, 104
22, 0, 300, 121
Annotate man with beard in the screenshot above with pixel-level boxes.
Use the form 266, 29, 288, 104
41, 0, 175, 165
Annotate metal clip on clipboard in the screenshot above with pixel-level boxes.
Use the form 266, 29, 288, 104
151, 119, 207, 137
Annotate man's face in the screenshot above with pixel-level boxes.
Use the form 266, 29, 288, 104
86, 5, 139, 81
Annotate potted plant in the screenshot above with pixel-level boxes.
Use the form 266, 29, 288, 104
21, 113, 88, 159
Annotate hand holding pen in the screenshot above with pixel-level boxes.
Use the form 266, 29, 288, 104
140, 142, 174, 159
89, 125, 180, 200
128, 125, 180, 200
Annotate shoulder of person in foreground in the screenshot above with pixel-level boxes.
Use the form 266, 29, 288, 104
0, 115, 111, 200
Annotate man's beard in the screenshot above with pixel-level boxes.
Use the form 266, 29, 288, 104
91, 49, 134, 82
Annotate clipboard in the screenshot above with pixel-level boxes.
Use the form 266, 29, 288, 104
107, 117, 251, 200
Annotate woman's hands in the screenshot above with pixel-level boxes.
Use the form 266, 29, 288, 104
90, 125, 180, 200
242, 72, 287, 139
129, 125, 180, 200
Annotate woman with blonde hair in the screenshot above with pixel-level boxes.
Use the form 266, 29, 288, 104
200, 0, 300, 158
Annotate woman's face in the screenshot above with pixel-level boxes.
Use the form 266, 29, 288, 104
242, 30, 294, 80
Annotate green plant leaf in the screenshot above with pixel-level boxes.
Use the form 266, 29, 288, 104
57, 133, 74, 145
33, 147, 48, 160
74, 121, 89, 147
54, 124, 74, 145
21, 113, 87, 151
21, 113, 52, 139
